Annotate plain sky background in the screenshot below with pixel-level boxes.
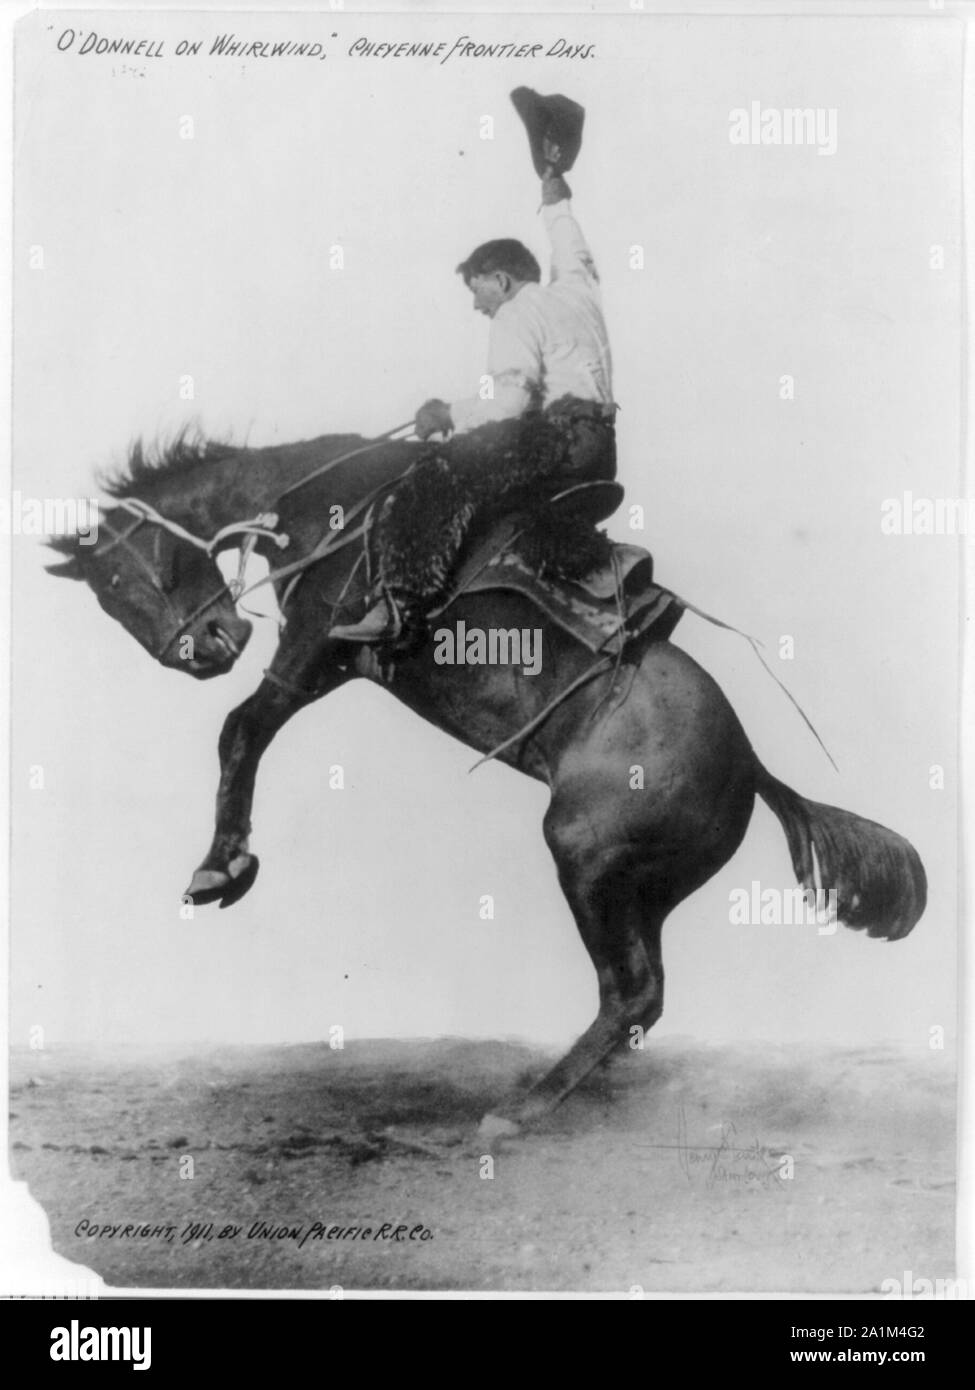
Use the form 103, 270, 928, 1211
9, 7, 963, 1056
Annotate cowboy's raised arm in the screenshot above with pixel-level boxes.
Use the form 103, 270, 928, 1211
541, 171, 599, 287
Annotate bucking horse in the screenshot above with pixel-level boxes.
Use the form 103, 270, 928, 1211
47, 430, 928, 1133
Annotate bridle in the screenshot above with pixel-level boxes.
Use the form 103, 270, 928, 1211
95, 500, 289, 663
89, 421, 417, 662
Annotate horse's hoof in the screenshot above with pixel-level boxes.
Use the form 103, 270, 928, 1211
183, 868, 230, 905
218, 854, 260, 908
478, 1113, 521, 1143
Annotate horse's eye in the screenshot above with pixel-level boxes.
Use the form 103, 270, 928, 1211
110, 574, 121, 589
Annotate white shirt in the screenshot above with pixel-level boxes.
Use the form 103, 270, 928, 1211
450, 201, 614, 434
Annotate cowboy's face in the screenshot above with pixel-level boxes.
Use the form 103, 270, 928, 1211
467, 272, 511, 319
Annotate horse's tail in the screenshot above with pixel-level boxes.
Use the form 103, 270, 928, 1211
754, 762, 927, 941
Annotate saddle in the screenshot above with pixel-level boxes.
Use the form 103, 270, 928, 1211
441, 483, 684, 656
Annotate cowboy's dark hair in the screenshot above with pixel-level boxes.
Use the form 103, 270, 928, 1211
456, 239, 541, 286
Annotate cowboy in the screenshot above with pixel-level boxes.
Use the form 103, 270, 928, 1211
330, 89, 618, 648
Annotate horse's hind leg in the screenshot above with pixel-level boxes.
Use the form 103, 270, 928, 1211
483, 839, 666, 1133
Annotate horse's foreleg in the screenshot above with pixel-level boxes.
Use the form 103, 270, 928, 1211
184, 655, 343, 907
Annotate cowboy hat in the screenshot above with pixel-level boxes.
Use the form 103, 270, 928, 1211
510, 88, 585, 176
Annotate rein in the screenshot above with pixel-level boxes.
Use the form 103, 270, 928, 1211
274, 421, 415, 502
113, 496, 291, 561
100, 434, 838, 773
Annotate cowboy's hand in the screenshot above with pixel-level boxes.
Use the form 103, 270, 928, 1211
415, 399, 453, 440
541, 135, 571, 198
542, 135, 563, 170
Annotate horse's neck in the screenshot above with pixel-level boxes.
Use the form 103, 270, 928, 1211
141, 437, 393, 550
140, 451, 272, 538
140, 446, 333, 544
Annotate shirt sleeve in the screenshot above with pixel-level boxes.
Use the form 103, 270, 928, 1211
450, 304, 542, 432
543, 200, 599, 286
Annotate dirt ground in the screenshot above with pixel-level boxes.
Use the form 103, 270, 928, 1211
8, 1037, 955, 1294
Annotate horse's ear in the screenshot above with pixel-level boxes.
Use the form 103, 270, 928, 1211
45, 556, 83, 578
45, 538, 83, 579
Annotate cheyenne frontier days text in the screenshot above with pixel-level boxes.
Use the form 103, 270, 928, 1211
54, 30, 596, 64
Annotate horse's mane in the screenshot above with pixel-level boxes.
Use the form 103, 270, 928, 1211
50, 426, 387, 562
45, 429, 238, 558
100, 429, 239, 499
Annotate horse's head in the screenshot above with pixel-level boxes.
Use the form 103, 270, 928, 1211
46, 508, 252, 679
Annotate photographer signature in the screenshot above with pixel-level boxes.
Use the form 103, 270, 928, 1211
664, 1104, 790, 1190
